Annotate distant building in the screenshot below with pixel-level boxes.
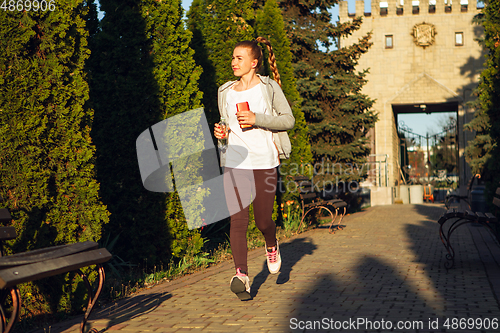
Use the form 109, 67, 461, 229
339, 0, 484, 189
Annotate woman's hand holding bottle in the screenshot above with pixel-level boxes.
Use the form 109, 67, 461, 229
214, 121, 228, 140
215, 117, 228, 151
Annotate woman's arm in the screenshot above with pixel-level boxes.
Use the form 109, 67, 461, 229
254, 80, 295, 131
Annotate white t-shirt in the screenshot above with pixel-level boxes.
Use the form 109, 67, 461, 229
225, 84, 279, 169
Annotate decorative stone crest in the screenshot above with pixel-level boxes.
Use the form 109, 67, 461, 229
412, 22, 437, 48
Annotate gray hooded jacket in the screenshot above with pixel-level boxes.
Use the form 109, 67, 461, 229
217, 75, 295, 166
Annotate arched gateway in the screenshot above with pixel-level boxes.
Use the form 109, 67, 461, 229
339, 0, 484, 204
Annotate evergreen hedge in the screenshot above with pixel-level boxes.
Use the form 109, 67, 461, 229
255, 0, 313, 220
88, 0, 204, 265
188, 0, 255, 125
277, 0, 378, 193
0, 0, 109, 316
464, 0, 500, 207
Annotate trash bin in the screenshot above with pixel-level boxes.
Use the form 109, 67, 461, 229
400, 185, 410, 204
433, 189, 447, 202
359, 187, 371, 208
471, 186, 486, 213
409, 185, 424, 204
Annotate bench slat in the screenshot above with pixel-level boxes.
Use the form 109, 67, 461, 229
325, 199, 347, 208
0, 241, 99, 267
493, 197, 500, 208
300, 193, 317, 200
0, 227, 17, 242
464, 210, 477, 220
331, 201, 347, 209
297, 185, 314, 192
0, 248, 112, 289
445, 208, 457, 218
485, 213, 498, 223
495, 187, 500, 196
0, 209, 12, 224
476, 212, 487, 222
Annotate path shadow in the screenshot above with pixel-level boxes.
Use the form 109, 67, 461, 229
90, 292, 172, 332
250, 237, 317, 298
411, 204, 458, 271
407, 205, 500, 321
412, 204, 446, 222
30, 292, 172, 333
290, 256, 440, 333
289, 205, 500, 332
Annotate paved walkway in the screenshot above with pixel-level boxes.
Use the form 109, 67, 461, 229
37, 204, 500, 332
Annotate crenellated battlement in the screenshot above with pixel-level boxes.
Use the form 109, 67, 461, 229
339, 0, 481, 18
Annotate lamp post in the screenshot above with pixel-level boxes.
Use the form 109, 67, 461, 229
462, 88, 472, 187
426, 133, 431, 182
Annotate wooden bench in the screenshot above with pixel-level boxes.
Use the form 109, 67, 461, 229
445, 174, 478, 209
0, 207, 112, 333
438, 185, 500, 269
293, 176, 348, 234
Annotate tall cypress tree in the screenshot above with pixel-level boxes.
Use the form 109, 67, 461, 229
0, 0, 109, 252
89, 0, 203, 264
464, 0, 500, 200
254, 0, 313, 222
187, 0, 218, 124
0, 0, 109, 315
277, 0, 377, 191
255, 0, 313, 179
188, 0, 255, 124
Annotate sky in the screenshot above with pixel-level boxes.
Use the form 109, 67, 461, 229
180, 0, 342, 18
398, 112, 456, 136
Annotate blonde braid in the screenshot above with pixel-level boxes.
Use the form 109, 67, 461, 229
256, 37, 282, 87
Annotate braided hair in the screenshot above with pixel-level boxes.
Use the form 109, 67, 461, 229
234, 37, 282, 87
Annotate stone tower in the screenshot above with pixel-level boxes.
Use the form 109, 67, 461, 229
339, 0, 484, 196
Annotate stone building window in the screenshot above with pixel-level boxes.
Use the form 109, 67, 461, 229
380, 1, 388, 15
412, 0, 420, 13
429, 0, 436, 12
397, 0, 404, 14
445, 0, 452, 12
455, 32, 464, 46
460, 0, 468, 11
385, 35, 394, 49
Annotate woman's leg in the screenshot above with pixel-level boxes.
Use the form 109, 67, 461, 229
224, 167, 277, 274
224, 168, 254, 274
229, 205, 250, 273
252, 168, 278, 248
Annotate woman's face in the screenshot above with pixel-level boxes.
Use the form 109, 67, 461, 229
232, 47, 258, 77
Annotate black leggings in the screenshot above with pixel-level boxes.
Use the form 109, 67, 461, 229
224, 167, 277, 274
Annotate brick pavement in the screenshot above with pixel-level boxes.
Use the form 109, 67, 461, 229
35, 204, 500, 333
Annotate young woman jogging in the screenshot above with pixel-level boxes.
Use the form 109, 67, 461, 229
213, 37, 295, 301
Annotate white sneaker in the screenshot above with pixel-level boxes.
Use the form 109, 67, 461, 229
266, 240, 281, 274
230, 268, 251, 300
